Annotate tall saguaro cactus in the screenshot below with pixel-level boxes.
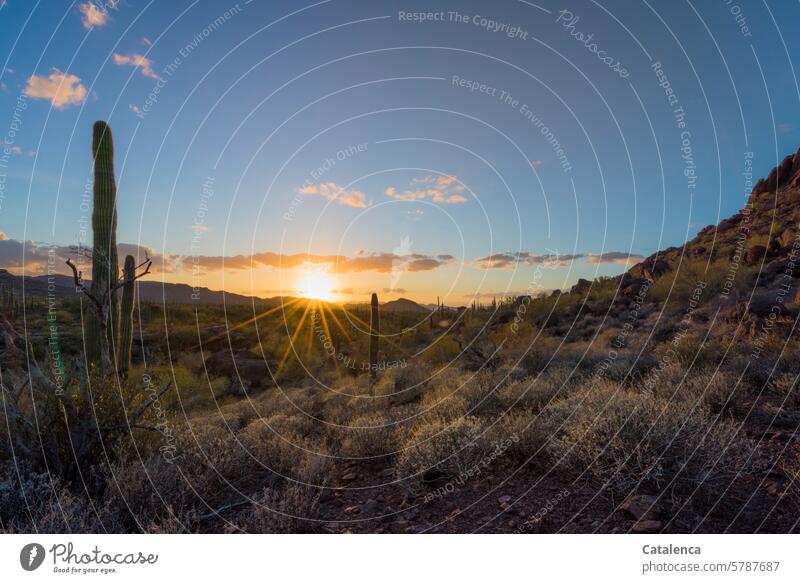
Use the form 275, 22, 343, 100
118, 255, 136, 374
85, 121, 119, 370
369, 292, 380, 380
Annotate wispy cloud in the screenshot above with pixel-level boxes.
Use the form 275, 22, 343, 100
473, 251, 643, 270
385, 175, 469, 204
113, 52, 158, 79
584, 251, 644, 266
24, 69, 87, 109
78, 1, 114, 29
297, 182, 369, 208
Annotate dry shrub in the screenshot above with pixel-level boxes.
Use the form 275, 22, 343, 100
339, 413, 401, 460
768, 373, 799, 402
395, 416, 486, 478
0, 464, 107, 533
641, 364, 742, 416
229, 454, 331, 533
543, 381, 753, 496
496, 366, 577, 413
485, 410, 548, 465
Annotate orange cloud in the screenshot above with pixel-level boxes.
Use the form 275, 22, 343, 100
24, 69, 87, 109
78, 2, 109, 29
113, 53, 158, 79
297, 182, 369, 208
385, 175, 469, 204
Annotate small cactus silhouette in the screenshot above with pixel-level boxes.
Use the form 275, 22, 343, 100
369, 292, 379, 380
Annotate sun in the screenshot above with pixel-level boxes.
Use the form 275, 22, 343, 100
297, 271, 336, 302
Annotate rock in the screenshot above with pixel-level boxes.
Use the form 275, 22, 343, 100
620, 276, 650, 297
641, 258, 670, 281
747, 293, 796, 318
340, 471, 358, 482
378, 468, 395, 479
363, 499, 378, 512
390, 519, 410, 533
631, 519, 663, 534
570, 278, 592, 295
745, 245, 767, 266
343, 505, 360, 514
498, 495, 512, 505
620, 494, 660, 521
422, 467, 449, 488
753, 148, 800, 194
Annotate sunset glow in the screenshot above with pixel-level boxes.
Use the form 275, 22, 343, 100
297, 271, 337, 302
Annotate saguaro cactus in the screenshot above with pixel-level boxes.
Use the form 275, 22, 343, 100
369, 292, 380, 380
118, 255, 136, 374
86, 121, 118, 371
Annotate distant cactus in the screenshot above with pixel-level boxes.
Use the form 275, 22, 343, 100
86, 121, 118, 369
118, 255, 136, 374
369, 292, 380, 380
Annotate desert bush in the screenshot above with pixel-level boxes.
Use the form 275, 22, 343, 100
0, 463, 107, 533
641, 364, 742, 416
422, 335, 461, 365
544, 381, 752, 496
228, 454, 331, 533
485, 411, 548, 465
339, 413, 401, 460
395, 416, 486, 478
769, 373, 799, 402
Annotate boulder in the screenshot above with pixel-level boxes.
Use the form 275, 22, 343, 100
751, 148, 800, 195
641, 258, 670, 280
570, 278, 592, 295
745, 245, 767, 266
620, 276, 650, 297
620, 494, 661, 521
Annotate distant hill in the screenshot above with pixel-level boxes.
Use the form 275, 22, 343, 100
0, 269, 274, 305
380, 297, 430, 313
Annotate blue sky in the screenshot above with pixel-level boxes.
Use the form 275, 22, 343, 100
1, 0, 799, 302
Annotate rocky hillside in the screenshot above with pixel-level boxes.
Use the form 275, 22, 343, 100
627, 148, 800, 292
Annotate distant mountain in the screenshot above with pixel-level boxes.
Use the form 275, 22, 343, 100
380, 297, 430, 313
0, 269, 275, 305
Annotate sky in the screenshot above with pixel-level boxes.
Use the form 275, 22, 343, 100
1, 0, 799, 304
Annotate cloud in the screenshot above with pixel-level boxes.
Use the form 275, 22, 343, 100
385, 175, 469, 204
141, 36, 153, 47
297, 182, 369, 208
113, 53, 158, 79
0, 238, 180, 276
128, 103, 141, 114
24, 69, 87, 109
464, 290, 551, 299
584, 251, 644, 266
78, 2, 111, 29
473, 251, 575, 270
473, 251, 643, 269
0, 235, 455, 278
1, 141, 35, 156
383, 287, 407, 294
